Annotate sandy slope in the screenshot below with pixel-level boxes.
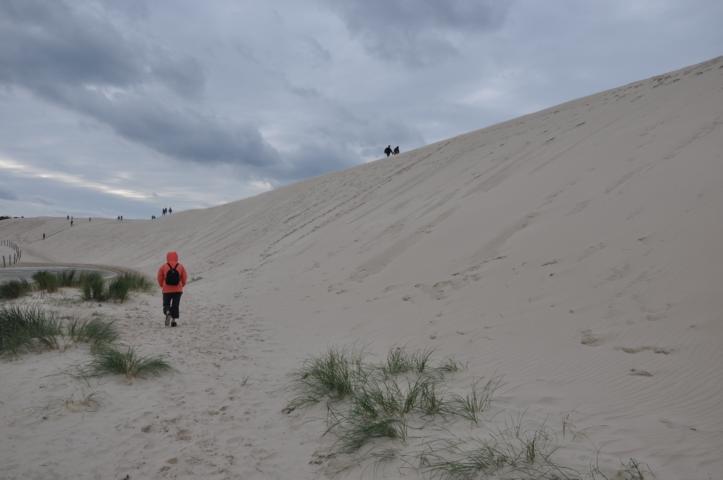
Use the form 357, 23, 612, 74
1, 56, 723, 479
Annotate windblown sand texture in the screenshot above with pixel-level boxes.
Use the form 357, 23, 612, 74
1, 56, 722, 479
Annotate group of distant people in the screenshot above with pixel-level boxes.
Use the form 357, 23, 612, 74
384, 145, 400, 157
162, 207, 173, 216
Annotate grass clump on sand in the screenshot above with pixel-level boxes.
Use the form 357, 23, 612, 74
419, 415, 592, 480
116, 272, 153, 292
32, 271, 60, 293
66, 317, 118, 349
0, 305, 61, 354
107, 276, 130, 302
56, 269, 78, 287
289, 346, 476, 453
448, 377, 501, 424
87, 345, 171, 380
382, 346, 435, 376
80, 272, 107, 301
289, 346, 655, 479
0, 279, 33, 300
81, 271, 153, 303
0, 305, 119, 356
293, 348, 362, 404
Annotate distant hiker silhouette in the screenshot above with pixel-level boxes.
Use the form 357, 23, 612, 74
384, 145, 392, 157
168, 207, 172, 214
393, 146, 400, 155
157, 251, 188, 327
162, 208, 167, 216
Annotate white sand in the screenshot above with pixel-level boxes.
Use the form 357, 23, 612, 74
1, 56, 722, 479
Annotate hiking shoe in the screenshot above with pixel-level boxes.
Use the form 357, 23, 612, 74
165, 314, 172, 326
171, 321, 178, 327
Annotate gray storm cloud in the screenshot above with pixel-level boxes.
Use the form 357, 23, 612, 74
321, 0, 511, 66
0, 0, 329, 180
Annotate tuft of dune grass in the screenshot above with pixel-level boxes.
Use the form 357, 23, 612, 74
56, 269, 78, 287
80, 272, 106, 301
0, 279, 33, 300
0, 305, 61, 354
32, 271, 59, 293
65, 317, 118, 349
87, 345, 171, 380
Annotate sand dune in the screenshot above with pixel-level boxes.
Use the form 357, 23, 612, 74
1, 56, 723, 479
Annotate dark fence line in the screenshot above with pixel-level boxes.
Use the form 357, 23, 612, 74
1, 240, 22, 267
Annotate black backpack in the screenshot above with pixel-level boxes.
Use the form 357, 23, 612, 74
165, 263, 180, 286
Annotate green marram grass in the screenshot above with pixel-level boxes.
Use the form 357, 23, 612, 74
107, 276, 130, 302
80, 271, 152, 303
290, 346, 655, 478
32, 271, 60, 293
420, 425, 577, 480
0, 279, 32, 300
80, 272, 106, 301
293, 348, 362, 403
289, 346, 476, 453
65, 317, 118, 348
448, 377, 501, 424
0, 305, 61, 354
56, 269, 78, 287
116, 272, 153, 292
382, 346, 435, 376
88, 345, 171, 379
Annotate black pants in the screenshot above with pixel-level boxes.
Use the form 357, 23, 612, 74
162, 292, 182, 319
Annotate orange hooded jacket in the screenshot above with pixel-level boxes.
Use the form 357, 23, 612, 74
157, 251, 188, 293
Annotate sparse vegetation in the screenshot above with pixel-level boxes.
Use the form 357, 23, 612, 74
66, 317, 118, 348
56, 269, 78, 287
116, 272, 153, 292
381, 346, 435, 376
420, 418, 578, 480
294, 348, 361, 402
590, 457, 655, 480
80, 271, 152, 303
87, 345, 171, 380
107, 276, 130, 302
32, 271, 60, 292
80, 272, 106, 301
0, 305, 61, 354
289, 346, 476, 453
0, 305, 122, 356
289, 346, 652, 478
448, 377, 501, 424
0, 279, 32, 300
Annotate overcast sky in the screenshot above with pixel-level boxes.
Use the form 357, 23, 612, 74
1, 0, 721, 219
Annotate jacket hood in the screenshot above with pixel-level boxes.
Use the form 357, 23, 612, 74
166, 251, 179, 264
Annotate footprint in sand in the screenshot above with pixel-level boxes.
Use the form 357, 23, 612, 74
629, 368, 653, 377
580, 329, 605, 346
616, 346, 674, 355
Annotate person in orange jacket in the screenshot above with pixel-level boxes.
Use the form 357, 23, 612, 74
157, 251, 188, 327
